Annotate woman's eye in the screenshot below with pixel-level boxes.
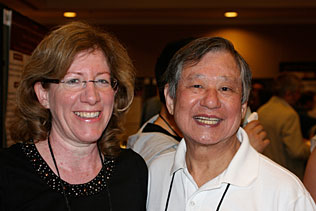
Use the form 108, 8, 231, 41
65, 78, 80, 85
97, 79, 110, 84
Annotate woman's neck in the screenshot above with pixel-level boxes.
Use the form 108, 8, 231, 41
35, 135, 102, 184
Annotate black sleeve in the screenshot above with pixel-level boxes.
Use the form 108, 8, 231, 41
0, 147, 14, 211
0, 165, 6, 211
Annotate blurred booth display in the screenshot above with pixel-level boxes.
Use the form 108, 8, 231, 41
280, 62, 316, 91
0, 6, 11, 148
5, 51, 30, 147
0, 4, 47, 148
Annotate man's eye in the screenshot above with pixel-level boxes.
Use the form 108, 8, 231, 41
65, 79, 81, 85
192, 84, 202, 88
221, 87, 231, 91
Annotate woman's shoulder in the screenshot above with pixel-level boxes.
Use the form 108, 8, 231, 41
0, 143, 31, 180
109, 148, 148, 211
117, 148, 147, 167
110, 148, 148, 179
0, 143, 24, 164
109, 148, 148, 188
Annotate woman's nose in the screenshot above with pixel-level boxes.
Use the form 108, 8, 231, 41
80, 82, 101, 104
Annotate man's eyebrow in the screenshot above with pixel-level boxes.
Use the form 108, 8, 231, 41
218, 76, 239, 82
185, 73, 205, 81
185, 74, 239, 83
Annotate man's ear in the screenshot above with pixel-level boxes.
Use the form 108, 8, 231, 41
34, 82, 50, 109
241, 102, 248, 119
164, 84, 174, 115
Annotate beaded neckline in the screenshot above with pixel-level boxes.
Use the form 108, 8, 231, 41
21, 142, 115, 197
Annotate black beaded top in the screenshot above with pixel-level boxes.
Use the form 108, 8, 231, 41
21, 143, 115, 197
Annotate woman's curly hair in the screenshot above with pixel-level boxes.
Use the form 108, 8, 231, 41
10, 21, 135, 157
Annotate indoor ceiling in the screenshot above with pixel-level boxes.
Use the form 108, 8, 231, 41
1, 0, 316, 27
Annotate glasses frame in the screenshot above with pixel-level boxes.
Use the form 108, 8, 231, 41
42, 78, 118, 91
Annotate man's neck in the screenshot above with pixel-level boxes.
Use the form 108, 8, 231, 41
185, 136, 240, 187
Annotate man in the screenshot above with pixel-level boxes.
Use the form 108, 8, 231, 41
147, 37, 315, 210
258, 73, 310, 180
128, 38, 269, 166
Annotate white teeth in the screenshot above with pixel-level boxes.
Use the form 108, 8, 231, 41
194, 116, 220, 125
74, 112, 100, 118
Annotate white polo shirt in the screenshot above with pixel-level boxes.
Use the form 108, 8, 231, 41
147, 128, 316, 211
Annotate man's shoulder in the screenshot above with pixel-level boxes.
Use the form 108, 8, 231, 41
258, 153, 307, 191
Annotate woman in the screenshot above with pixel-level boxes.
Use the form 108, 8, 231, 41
0, 21, 147, 210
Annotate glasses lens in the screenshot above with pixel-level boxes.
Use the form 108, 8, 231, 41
60, 78, 117, 91
94, 79, 111, 89
62, 78, 82, 91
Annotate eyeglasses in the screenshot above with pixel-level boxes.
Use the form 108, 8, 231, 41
42, 78, 118, 92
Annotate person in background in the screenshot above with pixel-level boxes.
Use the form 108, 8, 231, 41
147, 37, 315, 210
128, 38, 270, 166
258, 73, 310, 180
248, 82, 264, 111
297, 90, 316, 139
140, 93, 162, 126
0, 21, 147, 211
127, 38, 193, 165
247, 81, 272, 112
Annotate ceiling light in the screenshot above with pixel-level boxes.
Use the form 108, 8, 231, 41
63, 12, 77, 18
224, 11, 238, 18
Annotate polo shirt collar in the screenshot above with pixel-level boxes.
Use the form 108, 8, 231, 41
170, 127, 259, 187
171, 137, 187, 175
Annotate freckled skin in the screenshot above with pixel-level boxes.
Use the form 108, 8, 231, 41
37, 49, 116, 145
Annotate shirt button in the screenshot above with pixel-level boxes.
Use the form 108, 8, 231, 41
189, 201, 195, 206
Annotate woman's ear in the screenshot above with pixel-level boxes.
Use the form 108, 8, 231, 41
34, 82, 50, 109
164, 84, 174, 115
